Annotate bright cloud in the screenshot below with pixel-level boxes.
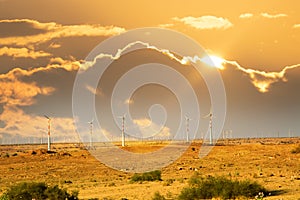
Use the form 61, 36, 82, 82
0, 57, 80, 80
223, 60, 300, 93
172, 16, 233, 30
0, 57, 80, 108
0, 80, 54, 107
293, 24, 300, 28
0, 57, 81, 139
133, 118, 171, 138
261, 13, 287, 19
239, 13, 254, 19
133, 118, 151, 128
0, 106, 76, 138
158, 23, 174, 28
83, 41, 300, 93
0, 19, 126, 46
0, 46, 51, 59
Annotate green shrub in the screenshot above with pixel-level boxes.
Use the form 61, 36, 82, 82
130, 170, 162, 182
152, 192, 166, 200
0, 193, 8, 200
291, 145, 300, 154
4, 182, 78, 200
178, 175, 267, 200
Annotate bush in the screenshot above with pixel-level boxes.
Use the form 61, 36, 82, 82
130, 170, 162, 182
178, 175, 267, 200
152, 192, 166, 200
4, 182, 78, 200
0, 193, 8, 200
163, 178, 174, 186
291, 145, 300, 154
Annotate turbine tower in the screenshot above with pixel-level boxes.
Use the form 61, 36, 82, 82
88, 120, 93, 149
118, 115, 126, 147
185, 115, 191, 143
203, 110, 213, 145
44, 115, 51, 151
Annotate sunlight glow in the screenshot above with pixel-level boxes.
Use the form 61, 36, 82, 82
201, 55, 225, 69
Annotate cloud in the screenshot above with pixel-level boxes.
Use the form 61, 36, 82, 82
0, 57, 80, 108
0, 57, 80, 80
0, 80, 54, 107
172, 16, 233, 30
133, 118, 171, 138
260, 13, 287, 19
124, 98, 134, 105
239, 13, 288, 20
0, 46, 51, 58
239, 13, 254, 19
293, 24, 300, 28
222, 60, 300, 93
194, 54, 300, 93
0, 56, 82, 140
0, 19, 57, 30
85, 84, 103, 96
0, 19, 126, 46
101, 128, 114, 140
0, 19, 125, 140
158, 23, 174, 28
82, 40, 300, 93
0, 105, 76, 139
0, 57, 81, 140
133, 118, 151, 128
49, 42, 61, 49
81, 40, 194, 70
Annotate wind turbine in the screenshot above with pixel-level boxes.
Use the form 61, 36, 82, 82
40, 131, 43, 144
118, 115, 126, 147
44, 115, 51, 151
185, 115, 191, 143
88, 119, 94, 149
203, 109, 213, 145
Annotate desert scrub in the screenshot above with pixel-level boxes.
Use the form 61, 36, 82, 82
291, 144, 300, 154
130, 170, 162, 183
163, 178, 175, 186
152, 192, 166, 200
2, 182, 78, 200
178, 174, 268, 200
0, 193, 8, 200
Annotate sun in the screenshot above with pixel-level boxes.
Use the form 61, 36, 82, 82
200, 55, 225, 69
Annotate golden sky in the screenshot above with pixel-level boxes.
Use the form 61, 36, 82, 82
0, 0, 299, 143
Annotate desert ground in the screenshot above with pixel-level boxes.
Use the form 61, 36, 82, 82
0, 138, 299, 200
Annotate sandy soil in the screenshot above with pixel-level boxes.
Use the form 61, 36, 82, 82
0, 138, 299, 199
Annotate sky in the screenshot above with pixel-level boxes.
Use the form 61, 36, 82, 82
0, 0, 299, 144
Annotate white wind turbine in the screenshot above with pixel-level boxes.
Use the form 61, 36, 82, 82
118, 115, 126, 147
44, 115, 51, 151
203, 108, 213, 145
88, 119, 94, 149
185, 115, 191, 143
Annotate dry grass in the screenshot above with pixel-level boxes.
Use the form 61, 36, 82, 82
0, 138, 299, 199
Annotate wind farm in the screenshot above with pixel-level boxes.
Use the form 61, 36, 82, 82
1, 0, 300, 199
0, 137, 299, 199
